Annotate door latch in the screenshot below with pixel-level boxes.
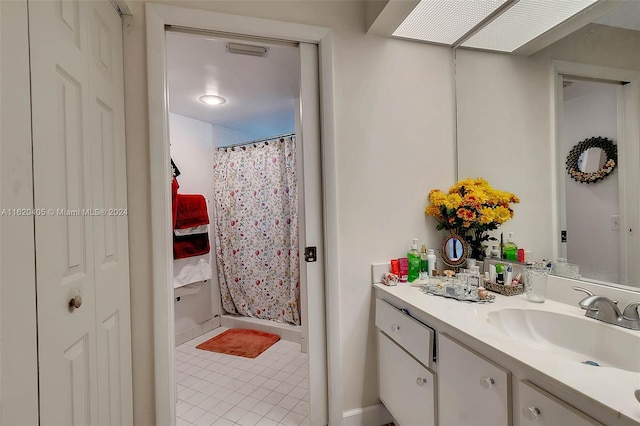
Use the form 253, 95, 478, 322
304, 246, 317, 262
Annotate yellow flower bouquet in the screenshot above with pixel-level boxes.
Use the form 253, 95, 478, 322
425, 178, 519, 260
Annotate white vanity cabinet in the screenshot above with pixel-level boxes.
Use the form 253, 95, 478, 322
376, 299, 436, 426
515, 380, 603, 426
438, 334, 511, 426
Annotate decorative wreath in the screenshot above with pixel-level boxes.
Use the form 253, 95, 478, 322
566, 136, 617, 184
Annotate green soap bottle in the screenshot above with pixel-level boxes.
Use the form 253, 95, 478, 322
503, 232, 518, 261
407, 238, 420, 283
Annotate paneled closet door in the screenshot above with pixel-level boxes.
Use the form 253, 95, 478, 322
28, 1, 133, 424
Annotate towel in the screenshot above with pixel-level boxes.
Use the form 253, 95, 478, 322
171, 177, 179, 229
174, 254, 213, 288
174, 232, 210, 259
175, 194, 209, 229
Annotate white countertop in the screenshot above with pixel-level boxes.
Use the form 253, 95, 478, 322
374, 282, 640, 426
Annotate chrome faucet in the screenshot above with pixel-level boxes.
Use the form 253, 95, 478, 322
573, 287, 640, 330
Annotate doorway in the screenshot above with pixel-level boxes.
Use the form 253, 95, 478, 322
553, 61, 640, 287
146, 5, 340, 425
167, 30, 312, 425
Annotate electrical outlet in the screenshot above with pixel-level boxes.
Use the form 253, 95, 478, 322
611, 215, 620, 231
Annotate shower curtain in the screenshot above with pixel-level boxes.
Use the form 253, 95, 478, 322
212, 136, 300, 325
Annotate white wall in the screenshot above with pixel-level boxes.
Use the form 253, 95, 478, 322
169, 113, 222, 333
123, 2, 456, 423
456, 50, 554, 261
562, 84, 619, 283
212, 124, 251, 147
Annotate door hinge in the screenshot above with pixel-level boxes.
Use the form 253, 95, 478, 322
304, 246, 317, 263
561, 230, 567, 243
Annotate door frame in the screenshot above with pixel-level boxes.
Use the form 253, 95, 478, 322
0, 0, 39, 424
145, 4, 342, 425
551, 60, 640, 286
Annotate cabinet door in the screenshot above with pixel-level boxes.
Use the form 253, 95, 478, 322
439, 334, 511, 426
516, 381, 603, 426
378, 332, 436, 426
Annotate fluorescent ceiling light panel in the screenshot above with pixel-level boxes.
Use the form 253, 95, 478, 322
462, 0, 598, 52
393, 0, 508, 45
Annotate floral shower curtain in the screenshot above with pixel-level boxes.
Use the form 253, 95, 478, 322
212, 136, 300, 325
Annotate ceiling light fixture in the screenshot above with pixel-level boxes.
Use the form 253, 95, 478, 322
461, 0, 598, 52
392, 0, 508, 45
199, 95, 227, 106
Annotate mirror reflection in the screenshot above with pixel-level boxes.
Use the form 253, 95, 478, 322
441, 235, 468, 267
578, 148, 606, 173
455, 1, 640, 289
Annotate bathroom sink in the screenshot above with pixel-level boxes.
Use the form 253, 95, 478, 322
486, 308, 640, 373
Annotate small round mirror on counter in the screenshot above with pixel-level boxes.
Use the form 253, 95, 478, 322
441, 234, 468, 267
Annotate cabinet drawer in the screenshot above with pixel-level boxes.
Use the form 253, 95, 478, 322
375, 298, 434, 368
378, 332, 436, 426
516, 380, 602, 426
439, 334, 511, 426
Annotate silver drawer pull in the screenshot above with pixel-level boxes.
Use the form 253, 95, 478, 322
390, 324, 400, 332
479, 376, 494, 389
416, 377, 427, 386
522, 406, 541, 421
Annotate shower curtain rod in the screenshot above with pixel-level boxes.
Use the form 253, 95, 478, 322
220, 132, 295, 149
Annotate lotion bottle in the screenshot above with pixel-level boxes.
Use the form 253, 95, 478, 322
419, 245, 430, 282
407, 238, 420, 283
427, 249, 437, 277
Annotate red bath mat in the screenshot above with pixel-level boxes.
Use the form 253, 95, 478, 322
196, 328, 280, 358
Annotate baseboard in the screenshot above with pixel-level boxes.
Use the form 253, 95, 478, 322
342, 403, 393, 426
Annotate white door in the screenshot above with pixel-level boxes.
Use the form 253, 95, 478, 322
29, 1, 133, 424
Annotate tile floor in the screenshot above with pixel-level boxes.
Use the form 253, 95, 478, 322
175, 327, 310, 426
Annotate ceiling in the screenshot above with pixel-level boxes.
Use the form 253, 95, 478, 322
166, 31, 300, 141
595, 0, 640, 31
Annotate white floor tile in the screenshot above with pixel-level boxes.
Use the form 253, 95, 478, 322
182, 406, 207, 423
236, 410, 263, 426
237, 395, 261, 411
250, 401, 274, 417
280, 409, 306, 426
223, 405, 247, 422
176, 327, 309, 426
264, 406, 289, 423
255, 416, 280, 426
211, 417, 236, 426
249, 387, 270, 401
209, 401, 234, 417
276, 396, 299, 411
286, 387, 306, 400
262, 391, 286, 406
291, 400, 308, 416
193, 411, 219, 426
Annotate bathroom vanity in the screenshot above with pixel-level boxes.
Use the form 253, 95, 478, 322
374, 282, 640, 426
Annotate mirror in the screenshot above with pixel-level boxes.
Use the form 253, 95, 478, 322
441, 234, 468, 267
566, 136, 617, 183
455, 1, 640, 289
578, 148, 606, 173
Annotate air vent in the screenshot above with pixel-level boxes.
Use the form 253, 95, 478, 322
226, 42, 269, 57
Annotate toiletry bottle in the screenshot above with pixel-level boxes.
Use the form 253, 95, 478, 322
419, 245, 429, 282
505, 264, 513, 286
399, 258, 408, 282
503, 232, 518, 261
427, 249, 437, 277
496, 263, 505, 285
407, 239, 420, 283
467, 265, 481, 299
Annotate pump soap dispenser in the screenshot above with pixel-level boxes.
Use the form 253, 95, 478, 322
407, 238, 420, 283
503, 232, 518, 261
